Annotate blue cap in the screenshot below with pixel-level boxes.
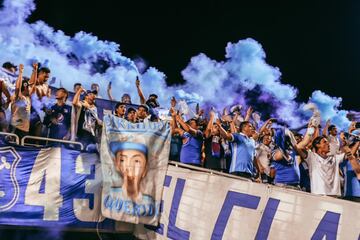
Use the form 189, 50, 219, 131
109, 142, 148, 156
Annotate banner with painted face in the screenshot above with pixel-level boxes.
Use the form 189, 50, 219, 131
100, 115, 171, 226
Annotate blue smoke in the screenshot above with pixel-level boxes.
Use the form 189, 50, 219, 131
0, 0, 170, 104
0, 0, 355, 130
181, 38, 301, 126
181, 38, 354, 130
306, 90, 350, 130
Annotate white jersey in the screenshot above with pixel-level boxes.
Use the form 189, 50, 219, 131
305, 151, 345, 196
11, 95, 31, 132
255, 143, 271, 175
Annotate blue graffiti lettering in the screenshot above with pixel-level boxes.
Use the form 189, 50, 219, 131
211, 191, 260, 240
167, 178, 190, 240
103, 194, 159, 217
144, 175, 172, 235
311, 211, 340, 240
255, 198, 280, 240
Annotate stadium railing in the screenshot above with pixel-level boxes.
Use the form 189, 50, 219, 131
21, 135, 84, 150
0, 132, 19, 145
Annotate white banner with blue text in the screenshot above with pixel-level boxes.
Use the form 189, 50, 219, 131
134, 165, 360, 240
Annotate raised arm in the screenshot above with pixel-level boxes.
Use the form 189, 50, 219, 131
293, 127, 316, 160
14, 64, 24, 99
216, 119, 233, 141
169, 107, 178, 135
135, 76, 146, 105
28, 62, 38, 86
107, 81, 114, 101
176, 114, 197, 136
259, 118, 273, 135
29, 77, 37, 96
229, 121, 237, 134
229, 113, 238, 134
348, 141, 360, 156
322, 119, 330, 137
72, 87, 84, 107
244, 106, 253, 122
204, 111, 215, 138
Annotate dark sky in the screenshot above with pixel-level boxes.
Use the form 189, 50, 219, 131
29, 0, 360, 110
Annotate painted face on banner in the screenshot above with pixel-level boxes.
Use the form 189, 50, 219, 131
127, 110, 137, 122
114, 149, 147, 201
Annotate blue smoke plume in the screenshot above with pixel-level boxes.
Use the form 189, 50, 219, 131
0, 0, 355, 130
306, 90, 350, 130
181, 38, 353, 130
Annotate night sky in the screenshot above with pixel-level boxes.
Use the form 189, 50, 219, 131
28, 0, 360, 110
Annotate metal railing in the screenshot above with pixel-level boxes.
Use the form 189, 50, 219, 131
0, 132, 20, 145
21, 135, 84, 150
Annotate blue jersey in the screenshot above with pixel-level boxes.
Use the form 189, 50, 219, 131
299, 161, 311, 192
44, 103, 72, 139
341, 159, 360, 197
180, 131, 203, 165
229, 133, 255, 174
271, 149, 300, 185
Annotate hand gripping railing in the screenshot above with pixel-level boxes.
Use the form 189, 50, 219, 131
21, 135, 84, 150
0, 132, 20, 145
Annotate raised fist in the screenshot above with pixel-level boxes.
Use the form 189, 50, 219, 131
19, 64, 24, 73
135, 76, 140, 87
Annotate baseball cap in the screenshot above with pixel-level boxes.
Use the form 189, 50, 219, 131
138, 104, 149, 112
2, 62, 17, 70
127, 107, 137, 114
86, 89, 98, 95
109, 141, 148, 157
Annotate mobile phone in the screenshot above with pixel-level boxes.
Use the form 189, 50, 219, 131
355, 122, 360, 129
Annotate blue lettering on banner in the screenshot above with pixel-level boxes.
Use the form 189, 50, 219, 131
255, 198, 280, 240
211, 191, 261, 240
164, 175, 172, 187
103, 194, 160, 217
311, 211, 340, 240
105, 115, 169, 139
144, 175, 172, 235
167, 178, 190, 240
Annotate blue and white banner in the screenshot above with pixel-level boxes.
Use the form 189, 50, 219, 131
1, 142, 359, 239
0, 144, 118, 230
100, 115, 171, 226
134, 165, 360, 240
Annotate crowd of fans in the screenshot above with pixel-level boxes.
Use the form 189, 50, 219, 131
0, 61, 360, 202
